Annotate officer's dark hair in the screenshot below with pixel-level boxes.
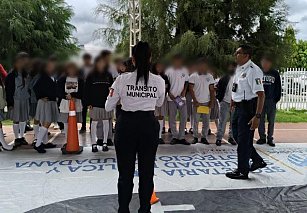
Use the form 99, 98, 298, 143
83, 53, 92, 60
132, 41, 151, 86
239, 44, 253, 59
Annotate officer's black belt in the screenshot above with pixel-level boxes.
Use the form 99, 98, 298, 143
121, 110, 155, 116
234, 97, 258, 108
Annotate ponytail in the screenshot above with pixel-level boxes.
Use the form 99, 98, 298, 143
132, 41, 151, 86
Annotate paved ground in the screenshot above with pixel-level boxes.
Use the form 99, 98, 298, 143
1, 122, 306, 150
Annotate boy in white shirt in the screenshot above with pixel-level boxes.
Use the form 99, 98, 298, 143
166, 54, 190, 145
189, 58, 215, 144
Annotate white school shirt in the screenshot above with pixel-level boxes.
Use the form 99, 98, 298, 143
223, 76, 234, 103
232, 60, 264, 102
105, 71, 165, 112
165, 67, 189, 101
189, 73, 215, 103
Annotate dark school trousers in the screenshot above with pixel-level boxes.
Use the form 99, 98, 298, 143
114, 110, 159, 213
235, 98, 263, 174
258, 98, 277, 141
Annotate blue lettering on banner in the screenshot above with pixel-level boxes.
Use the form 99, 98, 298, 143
14, 154, 287, 176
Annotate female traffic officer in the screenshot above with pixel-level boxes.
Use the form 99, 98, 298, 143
105, 41, 165, 213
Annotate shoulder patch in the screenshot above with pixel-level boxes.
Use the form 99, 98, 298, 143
255, 78, 262, 85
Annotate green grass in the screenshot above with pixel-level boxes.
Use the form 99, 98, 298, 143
1, 110, 307, 126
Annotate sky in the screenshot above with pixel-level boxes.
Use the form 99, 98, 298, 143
65, 0, 307, 49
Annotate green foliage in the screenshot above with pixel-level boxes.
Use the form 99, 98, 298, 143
0, 0, 78, 68
96, 0, 291, 71
291, 40, 307, 68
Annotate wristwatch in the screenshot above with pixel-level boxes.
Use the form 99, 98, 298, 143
255, 113, 261, 119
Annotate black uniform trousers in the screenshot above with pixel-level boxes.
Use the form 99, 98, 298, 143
115, 110, 159, 213
235, 98, 263, 174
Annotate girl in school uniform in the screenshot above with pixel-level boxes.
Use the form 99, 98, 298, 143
33, 57, 59, 153
0, 71, 13, 151
57, 62, 84, 139
29, 58, 43, 144
151, 62, 169, 144
5, 52, 30, 147
84, 56, 114, 152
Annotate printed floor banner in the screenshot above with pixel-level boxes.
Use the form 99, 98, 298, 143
0, 143, 307, 213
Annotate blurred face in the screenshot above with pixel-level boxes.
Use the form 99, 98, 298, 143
261, 58, 272, 72
197, 63, 209, 74
96, 59, 106, 73
83, 58, 92, 67
172, 58, 183, 69
67, 65, 78, 77
188, 64, 197, 74
227, 64, 236, 75
46, 61, 56, 75
234, 47, 249, 66
155, 63, 165, 74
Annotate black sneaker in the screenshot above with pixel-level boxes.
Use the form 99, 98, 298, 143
256, 138, 266, 145
102, 144, 109, 152
158, 138, 165, 144
162, 127, 166, 134
226, 169, 248, 180
189, 128, 193, 134
208, 129, 212, 135
97, 139, 104, 146
34, 144, 46, 154
92, 144, 98, 153
79, 127, 86, 134
25, 125, 33, 132
170, 138, 178, 145
201, 138, 209, 145
44, 143, 56, 149
107, 139, 114, 146
216, 139, 222, 146
32, 139, 37, 147
185, 128, 188, 135
168, 128, 172, 133
267, 140, 275, 147
19, 137, 28, 145
250, 161, 267, 172
178, 139, 190, 145
192, 137, 198, 144
228, 137, 237, 145
14, 138, 23, 147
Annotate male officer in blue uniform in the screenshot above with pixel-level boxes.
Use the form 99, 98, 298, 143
226, 45, 267, 180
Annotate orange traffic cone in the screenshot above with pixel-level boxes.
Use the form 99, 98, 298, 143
150, 190, 160, 205
61, 99, 83, 154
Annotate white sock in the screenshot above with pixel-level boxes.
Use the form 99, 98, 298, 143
158, 120, 163, 139
43, 131, 49, 144
91, 121, 98, 144
102, 120, 109, 144
36, 127, 47, 147
33, 125, 39, 140
13, 124, 19, 138
19, 122, 26, 138
64, 123, 68, 139
0, 128, 13, 150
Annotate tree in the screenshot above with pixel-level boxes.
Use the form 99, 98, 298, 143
0, 0, 78, 68
96, 0, 289, 71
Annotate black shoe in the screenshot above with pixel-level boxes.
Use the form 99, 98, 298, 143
48, 132, 51, 136
79, 127, 86, 134
168, 128, 171, 133
208, 129, 212, 135
19, 137, 28, 145
226, 170, 248, 180
267, 140, 275, 147
14, 138, 22, 147
185, 128, 188, 135
107, 139, 114, 146
189, 128, 193, 134
102, 144, 109, 152
32, 139, 37, 147
162, 127, 166, 134
92, 144, 98, 153
44, 143, 56, 149
216, 139, 222, 146
158, 138, 165, 144
97, 139, 104, 146
179, 139, 190, 145
256, 138, 266, 145
112, 128, 115, 133
228, 137, 237, 145
170, 138, 178, 145
192, 137, 198, 144
34, 144, 46, 154
201, 138, 209, 145
25, 125, 33, 132
250, 161, 267, 172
